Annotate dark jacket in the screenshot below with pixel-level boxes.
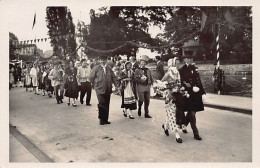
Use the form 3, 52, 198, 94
155, 61, 165, 80
89, 65, 118, 95
179, 64, 205, 112
134, 67, 153, 86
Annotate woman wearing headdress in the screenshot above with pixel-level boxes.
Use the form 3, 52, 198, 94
120, 61, 137, 119
160, 57, 187, 143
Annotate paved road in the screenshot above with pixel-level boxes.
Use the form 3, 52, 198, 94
9, 87, 252, 162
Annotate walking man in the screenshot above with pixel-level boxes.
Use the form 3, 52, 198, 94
77, 59, 92, 106
134, 55, 153, 118
89, 56, 119, 125
49, 61, 63, 104
179, 55, 206, 140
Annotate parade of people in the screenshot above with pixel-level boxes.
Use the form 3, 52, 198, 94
7, 5, 252, 163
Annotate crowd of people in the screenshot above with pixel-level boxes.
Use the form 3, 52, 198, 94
9, 54, 206, 144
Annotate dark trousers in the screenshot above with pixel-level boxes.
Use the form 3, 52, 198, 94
138, 91, 150, 115
185, 111, 199, 135
54, 85, 64, 102
80, 81, 92, 104
97, 94, 111, 122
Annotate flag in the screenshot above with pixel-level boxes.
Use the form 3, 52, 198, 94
32, 13, 36, 29
200, 11, 207, 31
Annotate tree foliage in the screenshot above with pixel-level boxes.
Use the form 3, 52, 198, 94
46, 7, 77, 59
160, 6, 252, 63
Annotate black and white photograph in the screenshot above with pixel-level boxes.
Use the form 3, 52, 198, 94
1, 0, 259, 167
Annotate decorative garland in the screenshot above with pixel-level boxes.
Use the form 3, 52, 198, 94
11, 30, 200, 54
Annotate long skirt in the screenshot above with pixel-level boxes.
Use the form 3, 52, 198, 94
121, 82, 137, 110
31, 76, 38, 87
65, 80, 78, 98
24, 74, 32, 87
163, 101, 179, 133
44, 76, 54, 92
163, 89, 185, 133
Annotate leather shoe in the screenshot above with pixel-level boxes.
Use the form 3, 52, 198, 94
80, 100, 84, 104
99, 120, 105, 125
104, 121, 111, 124
182, 129, 188, 134
86, 103, 91, 106
176, 138, 183, 143
145, 114, 152, 118
194, 135, 202, 140
162, 124, 169, 136
129, 115, 135, 119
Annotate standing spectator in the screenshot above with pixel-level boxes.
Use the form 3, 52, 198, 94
77, 59, 92, 106
213, 63, 223, 95
64, 60, 79, 107
179, 55, 206, 140
13, 65, 18, 87
9, 65, 15, 89
17, 64, 22, 87
30, 63, 39, 95
121, 61, 137, 119
134, 55, 153, 118
155, 56, 165, 80
89, 56, 119, 125
49, 62, 63, 104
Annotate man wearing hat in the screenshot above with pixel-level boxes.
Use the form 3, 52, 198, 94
89, 56, 119, 125
134, 55, 153, 118
179, 55, 206, 140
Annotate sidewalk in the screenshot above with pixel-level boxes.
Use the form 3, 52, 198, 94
151, 93, 252, 115
203, 93, 252, 114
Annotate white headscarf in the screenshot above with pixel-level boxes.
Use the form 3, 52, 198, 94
167, 57, 179, 74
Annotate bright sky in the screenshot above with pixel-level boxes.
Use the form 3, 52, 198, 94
7, 2, 162, 58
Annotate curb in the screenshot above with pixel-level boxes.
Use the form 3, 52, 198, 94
9, 124, 54, 163
150, 97, 252, 115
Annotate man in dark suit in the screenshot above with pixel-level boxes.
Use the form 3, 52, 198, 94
179, 55, 206, 140
89, 56, 119, 125
134, 55, 153, 118
155, 56, 165, 80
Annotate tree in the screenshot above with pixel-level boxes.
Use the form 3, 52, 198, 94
159, 6, 252, 63
83, 6, 174, 60
46, 7, 77, 59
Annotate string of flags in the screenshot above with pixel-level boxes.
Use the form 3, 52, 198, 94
10, 33, 88, 46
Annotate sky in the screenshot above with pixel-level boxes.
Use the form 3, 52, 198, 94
7, 2, 162, 58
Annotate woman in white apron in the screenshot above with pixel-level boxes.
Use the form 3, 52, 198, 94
120, 61, 137, 119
